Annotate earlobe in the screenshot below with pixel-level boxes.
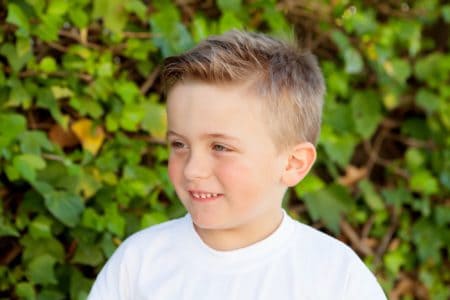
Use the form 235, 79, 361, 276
281, 142, 317, 187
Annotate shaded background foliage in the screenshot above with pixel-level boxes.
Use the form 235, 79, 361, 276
0, 0, 449, 299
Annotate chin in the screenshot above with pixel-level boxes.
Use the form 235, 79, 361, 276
191, 217, 221, 229
190, 214, 231, 231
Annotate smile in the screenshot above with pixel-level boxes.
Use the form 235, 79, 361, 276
189, 191, 222, 201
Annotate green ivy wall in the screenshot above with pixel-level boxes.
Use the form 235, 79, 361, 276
0, 1, 449, 299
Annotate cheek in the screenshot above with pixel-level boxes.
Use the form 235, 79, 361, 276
215, 160, 262, 195
168, 156, 182, 185
215, 155, 282, 199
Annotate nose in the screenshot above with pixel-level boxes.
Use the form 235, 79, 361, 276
183, 151, 211, 180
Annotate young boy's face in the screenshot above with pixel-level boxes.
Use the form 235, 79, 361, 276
166, 81, 289, 235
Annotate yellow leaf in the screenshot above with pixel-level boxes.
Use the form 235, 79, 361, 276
383, 61, 394, 76
71, 119, 105, 155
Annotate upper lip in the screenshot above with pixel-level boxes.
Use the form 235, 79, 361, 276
188, 190, 222, 196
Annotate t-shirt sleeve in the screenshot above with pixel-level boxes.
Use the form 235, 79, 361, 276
343, 252, 387, 300
87, 243, 132, 300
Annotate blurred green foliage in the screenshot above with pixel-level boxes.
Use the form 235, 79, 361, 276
0, 0, 449, 299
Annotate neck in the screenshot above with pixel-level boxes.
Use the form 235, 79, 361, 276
193, 209, 284, 251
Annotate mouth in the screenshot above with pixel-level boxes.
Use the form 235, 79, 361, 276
188, 190, 223, 202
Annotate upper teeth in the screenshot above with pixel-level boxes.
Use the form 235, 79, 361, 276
193, 193, 218, 199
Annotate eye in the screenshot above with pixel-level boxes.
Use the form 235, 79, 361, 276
170, 141, 186, 149
212, 144, 230, 152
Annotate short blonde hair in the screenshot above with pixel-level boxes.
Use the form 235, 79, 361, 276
161, 30, 325, 148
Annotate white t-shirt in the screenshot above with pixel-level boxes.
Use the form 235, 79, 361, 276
88, 210, 387, 300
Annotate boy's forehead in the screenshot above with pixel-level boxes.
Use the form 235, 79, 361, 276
167, 79, 261, 100
166, 82, 277, 143
167, 130, 241, 143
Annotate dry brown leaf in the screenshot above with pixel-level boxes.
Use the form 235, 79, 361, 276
390, 275, 414, 300
338, 165, 368, 186
49, 124, 79, 148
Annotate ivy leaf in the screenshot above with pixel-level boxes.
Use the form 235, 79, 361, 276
71, 243, 104, 266
6, 77, 32, 108
141, 102, 167, 140
71, 119, 106, 155
29, 215, 53, 239
319, 125, 358, 167
219, 11, 244, 33
47, 0, 70, 16
15, 282, 36, 300
44, 190, 84, 227
0, 113, 27, 149
384, 244, 409, 274
19, 131, 54, 155
124, 0, 148, 22
141, 211, 169, 228
21, 234, 65, 264
81, 207, 105, 232
93, 0, 128, 34
26, 254, 57, 285
383, 58, 411, 85
0, 217, 20, 237
150, 3, 194, 57
115, 80, 140, 104
412, 219, 445, 263
191, 15, 210, 43
410, 170, 439, 196
294, 174, 325, 198
302, 184, 353, 233
39, 56, 58, 73
323, 102, 354, 134
443, 5, 450, 23
358, 179, 385, 211
401, 118, 430, 140
262, 3, 291, 36
343, 48, 364, 74
119, 104, 145, 132
36, 88, 68, 128
351, 91, 382, 139
103, 203, 126, 237
6, 3, 30, 37
414, 53, 450, 88
34, 15, 64, 42
415, 88, 440, 114
68, 7, 89, 28
331, 30, 363, 74
70, 269, 94, 300
13, 154, 46, 182
217, 0, 242, 14
0, 43, 32, 73
405, 148, 425, 171
69, 96, 104, 118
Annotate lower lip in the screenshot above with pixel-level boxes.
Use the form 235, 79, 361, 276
190, 193, 223, 203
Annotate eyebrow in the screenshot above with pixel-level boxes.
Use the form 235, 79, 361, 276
166, 130, 240, 142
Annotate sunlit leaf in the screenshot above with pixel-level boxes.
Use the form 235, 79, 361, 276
71, 119, 105, 155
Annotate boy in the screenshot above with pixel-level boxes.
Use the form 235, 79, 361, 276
88, 30, 387, 300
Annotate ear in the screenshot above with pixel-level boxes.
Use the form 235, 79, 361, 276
281, 142, 317, 187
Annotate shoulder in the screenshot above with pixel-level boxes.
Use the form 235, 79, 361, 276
291, 219, 354, 257
88, 216, 190, 299
119, 214, 188, 254
288, 219, 387, 299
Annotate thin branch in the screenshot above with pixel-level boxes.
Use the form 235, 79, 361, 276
122, 31, 153, 39
340, 219, 374, 256
140, 66, 161, 95
374, 207, 399, 267
41, 153, 67, 162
